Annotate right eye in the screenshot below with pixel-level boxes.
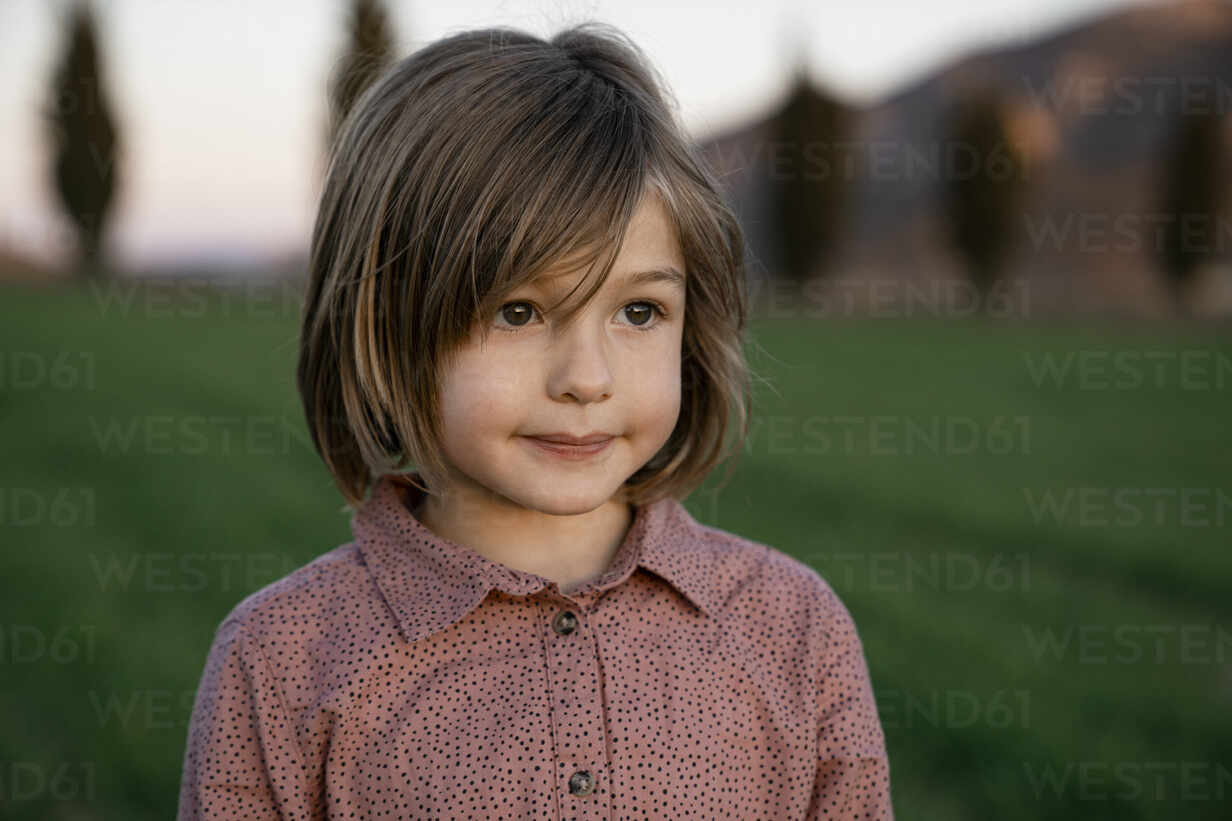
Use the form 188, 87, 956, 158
494, 301, 539, 331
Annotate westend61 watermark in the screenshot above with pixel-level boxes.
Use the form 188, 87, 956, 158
1, 625, 98, 664
877, 689, 1030, 729
1022, 623, 1231, 664
89, 414, 305, 456
0, 488, 96, 527
1023, 760, 1232, 801
1022, 73, 1232, 116
748, 277, 1031, 319
1023, 349, 1232, 391
810, 552, 1030, 593
709, 137, 1033, 183
89, 688, 197, 730
0, 761, 97, 802
744, 415, 1031, 457
88, 552, 299, 593
1022, 211, 1232, 254
0, 352, 95, 391
87, 276, 304, 320
1022, 487, 1231, 527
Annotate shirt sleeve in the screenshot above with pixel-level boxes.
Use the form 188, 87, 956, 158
805, 584, 895, 820
177, 618, 314, 820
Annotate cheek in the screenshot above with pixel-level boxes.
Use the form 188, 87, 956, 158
632, 344, 683, 434
437, 349, 527, 439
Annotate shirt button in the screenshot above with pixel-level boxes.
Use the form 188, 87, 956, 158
552, 609, 578, 635
568, 769, 596, 796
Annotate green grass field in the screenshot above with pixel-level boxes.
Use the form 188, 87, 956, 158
1, 277, 1229, 819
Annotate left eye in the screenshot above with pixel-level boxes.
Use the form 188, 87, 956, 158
623, 302, 660, 327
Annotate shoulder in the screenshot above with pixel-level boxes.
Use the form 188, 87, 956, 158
689, 512, 842, 602
687, 515, 860, 642
214, 541, 376, 642
684, 517, 873, 700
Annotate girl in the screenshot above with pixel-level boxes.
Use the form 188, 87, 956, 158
178, 21, 893, 819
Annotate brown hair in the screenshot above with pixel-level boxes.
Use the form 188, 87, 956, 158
297, 21, 751, 511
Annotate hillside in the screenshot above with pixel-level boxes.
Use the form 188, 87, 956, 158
700, 0, 1232, 318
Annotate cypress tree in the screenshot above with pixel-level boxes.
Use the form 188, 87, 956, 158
767, 65, 849, 285
1159, 108, 1226, 313
327, 0, 396, 152
942, 91, 1025, 307
45, 0, 120, 280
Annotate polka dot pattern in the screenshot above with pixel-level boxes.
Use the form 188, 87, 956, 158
177, 473, 894, 819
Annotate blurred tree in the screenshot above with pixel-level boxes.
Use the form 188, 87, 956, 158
1158, 108, 1226, 313
327, 0, 396, 154
942, 90, 1025, 307
44, 0, 121, 281
767, 65, 850, 285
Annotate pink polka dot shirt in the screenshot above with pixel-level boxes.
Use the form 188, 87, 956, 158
177, 473, 895, 819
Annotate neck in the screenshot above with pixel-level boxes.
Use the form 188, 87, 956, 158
405, 482, 635, 593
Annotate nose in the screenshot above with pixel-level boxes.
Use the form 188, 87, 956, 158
546, 316, 614, 403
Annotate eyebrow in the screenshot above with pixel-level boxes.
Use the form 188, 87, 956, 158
624, 267, 686, 291
531, 266, 686, 294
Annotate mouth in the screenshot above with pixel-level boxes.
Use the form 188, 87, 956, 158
522, 434, 615, 459
529, 432, 614, 445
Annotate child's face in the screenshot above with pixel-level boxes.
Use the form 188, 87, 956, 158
434, 189, 687, 515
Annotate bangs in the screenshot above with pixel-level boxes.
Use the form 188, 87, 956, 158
463, 68, 659, 335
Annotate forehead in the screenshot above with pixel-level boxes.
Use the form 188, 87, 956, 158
531, 189, 686, 293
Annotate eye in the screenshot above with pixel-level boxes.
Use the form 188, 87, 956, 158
498, 302, 536, 328
621, 301, 666, 329
492, 300, 668, 333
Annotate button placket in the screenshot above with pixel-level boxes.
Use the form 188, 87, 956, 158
544, 601, 609, 817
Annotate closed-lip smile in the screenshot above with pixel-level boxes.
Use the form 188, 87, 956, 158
527, 432, 614, 445
522, 432, 616, 460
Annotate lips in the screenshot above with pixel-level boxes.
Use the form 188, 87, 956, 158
522, 433, 615, 460
528, 433, 614, 445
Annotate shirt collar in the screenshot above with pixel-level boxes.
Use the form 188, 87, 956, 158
353, 473, 719, 644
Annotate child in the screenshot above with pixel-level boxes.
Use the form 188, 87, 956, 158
178, 21, 893, 820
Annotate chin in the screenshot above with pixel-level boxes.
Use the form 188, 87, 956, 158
504, 471, 628, 515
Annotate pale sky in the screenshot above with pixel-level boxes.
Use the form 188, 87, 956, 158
0, 0, 1148, 270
